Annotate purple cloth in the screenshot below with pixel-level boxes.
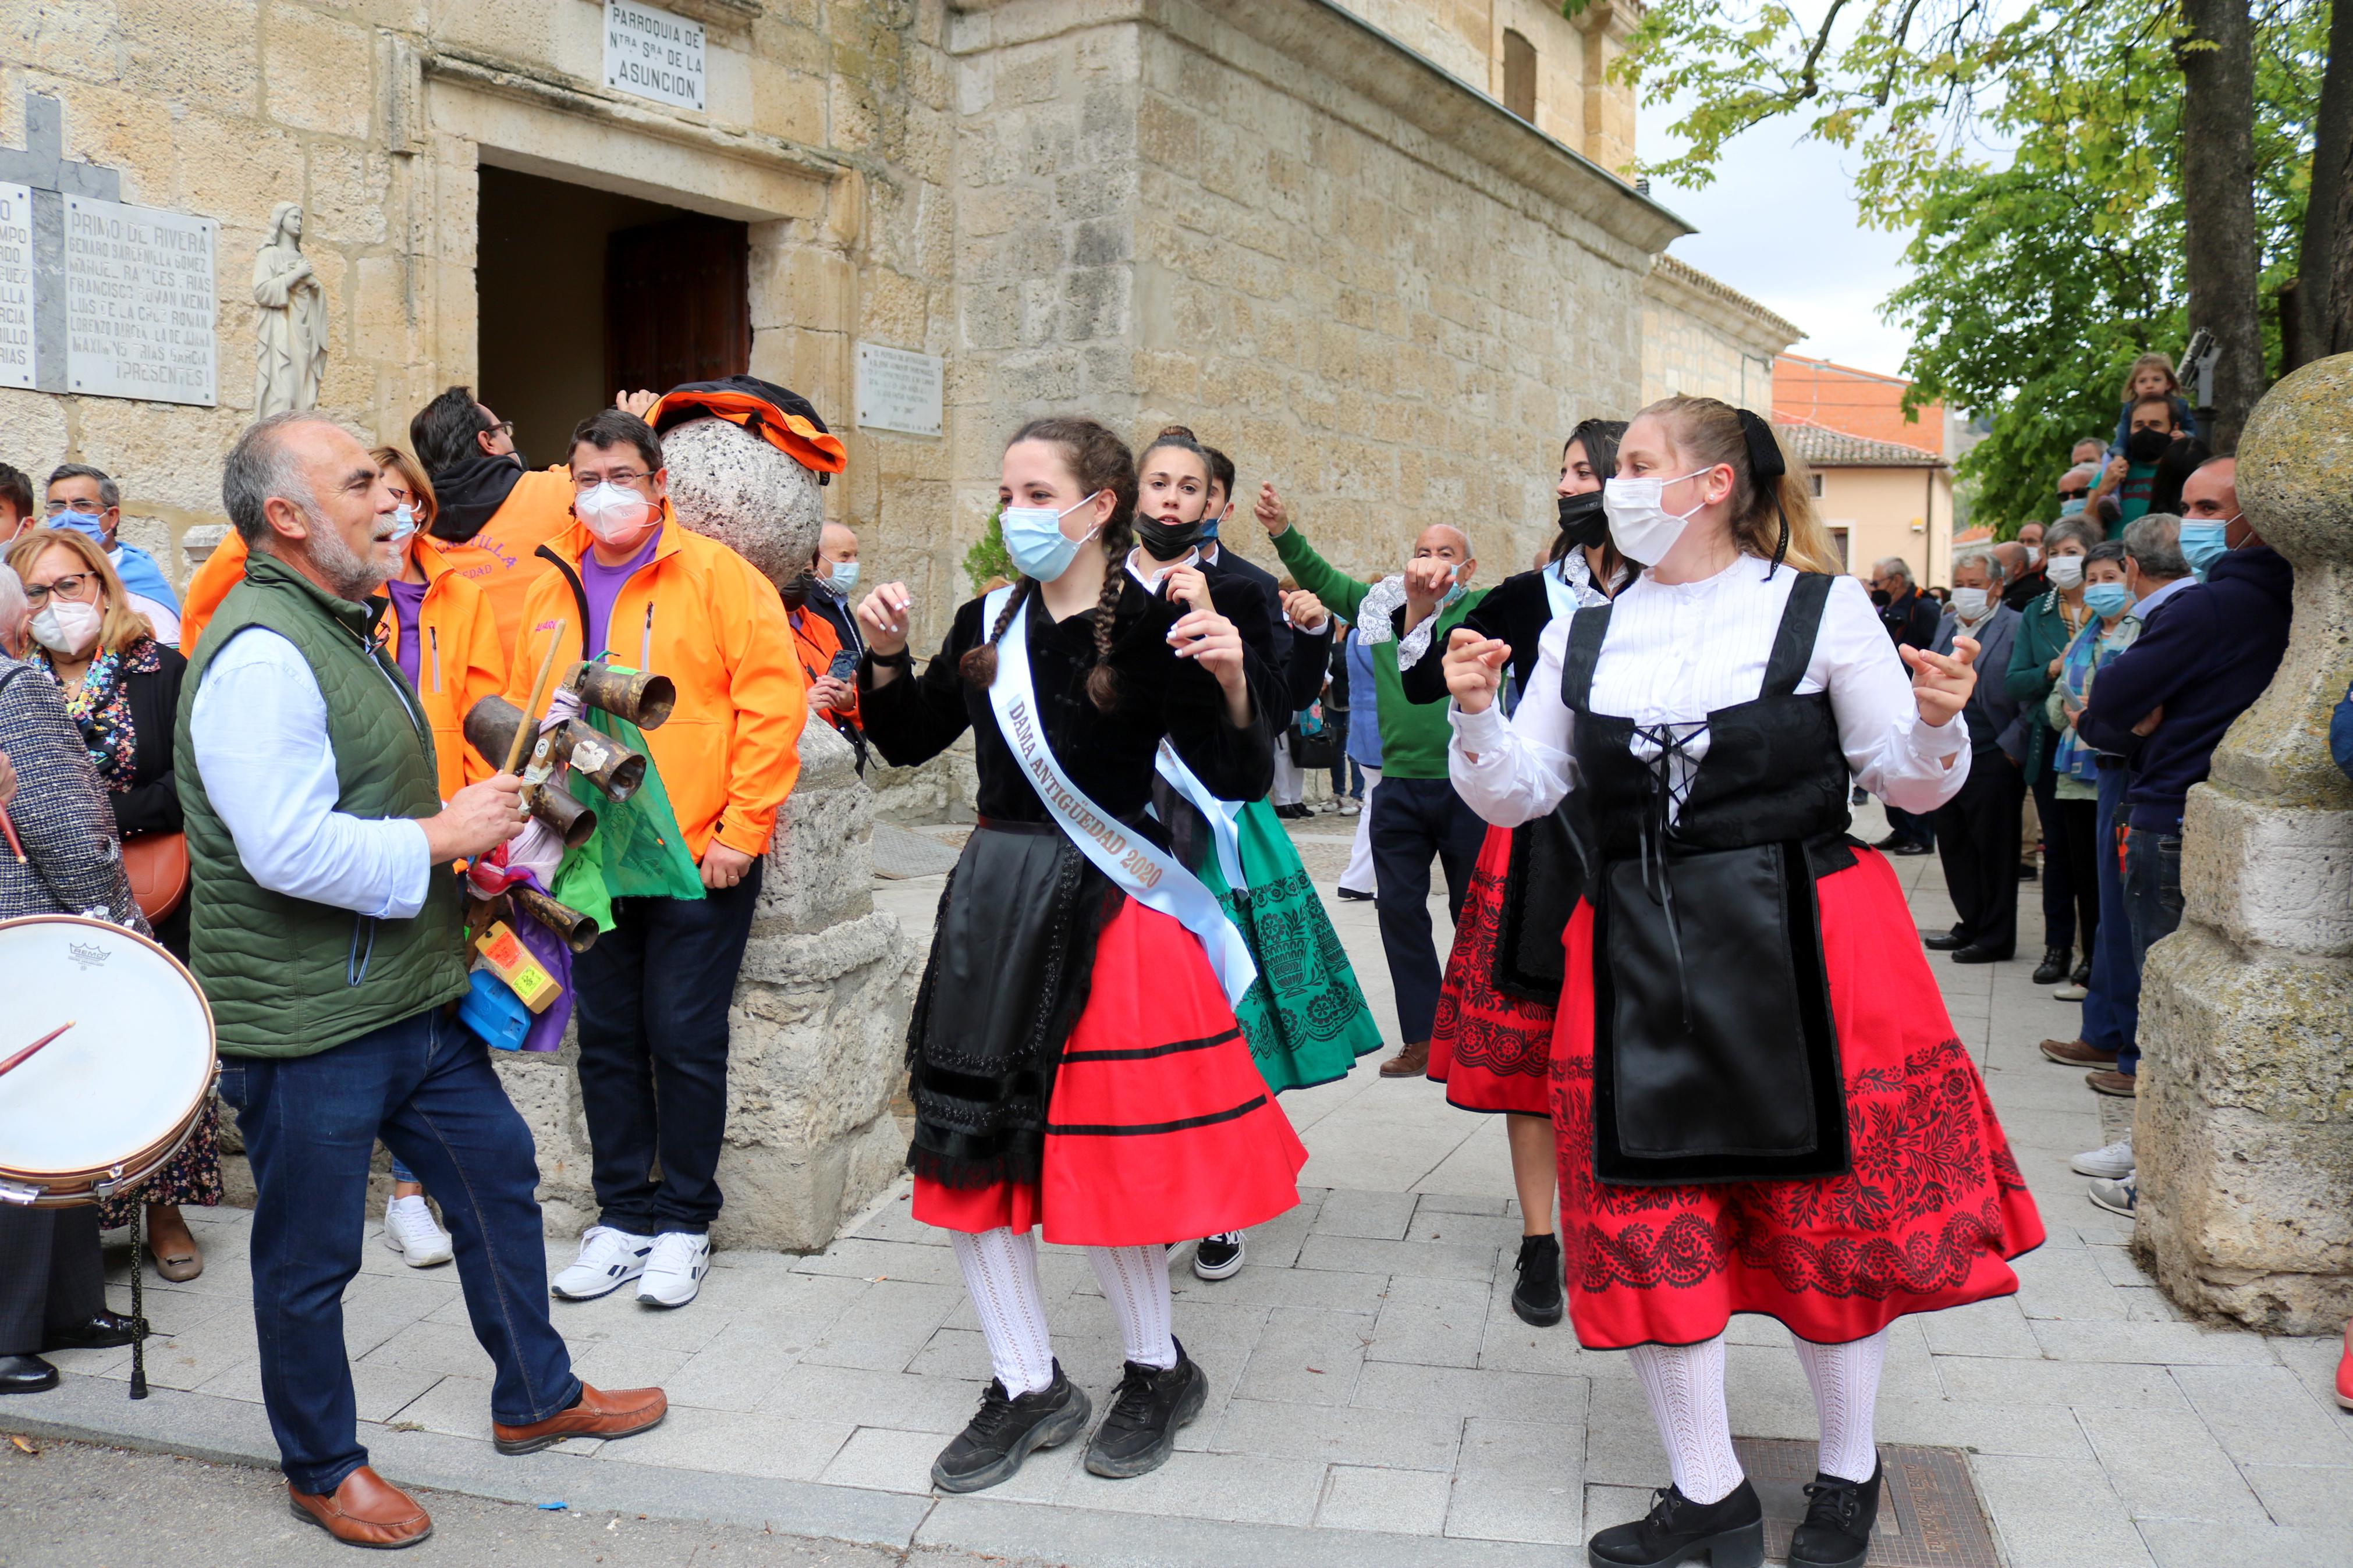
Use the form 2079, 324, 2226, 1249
579, 526, 661, 659
385, 577, 428, 687
512, 872, 576, 1054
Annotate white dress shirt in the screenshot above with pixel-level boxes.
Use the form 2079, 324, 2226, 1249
189, 625, 433, 919
1450, 559, 1970, 828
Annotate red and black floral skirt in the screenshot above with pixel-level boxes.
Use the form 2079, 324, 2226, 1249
1428, 824, 1556, 1116
1553, 847, 2045, 1349
914, 897, 1308, 1247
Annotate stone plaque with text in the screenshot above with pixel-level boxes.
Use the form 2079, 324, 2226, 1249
0, 182, 32, 389
65, 194, 216, 406
856, 344, 945, 438
604, 1, 706, 112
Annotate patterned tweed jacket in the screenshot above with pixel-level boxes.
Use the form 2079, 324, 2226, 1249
0, 652, 145, 928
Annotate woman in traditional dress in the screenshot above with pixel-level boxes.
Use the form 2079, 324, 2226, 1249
1442, 396, 2043, 1568
1398, 418, 1630, 1328
856, 417, 1306, 1495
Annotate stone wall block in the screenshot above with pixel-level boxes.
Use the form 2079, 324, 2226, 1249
262, 4, 374, 140
2137, 353, 2353, 1333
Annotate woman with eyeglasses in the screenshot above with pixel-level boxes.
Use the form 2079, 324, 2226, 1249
4, 525, 215, 1282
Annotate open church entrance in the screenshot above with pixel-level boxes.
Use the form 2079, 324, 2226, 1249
474, 163, 751, 466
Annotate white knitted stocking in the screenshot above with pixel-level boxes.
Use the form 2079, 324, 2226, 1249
1792, 1328, 1887, 1484
950, 1227, 1056, 1397
1086, 1245, 1177, 1370
1626, 1334, 1745, 1505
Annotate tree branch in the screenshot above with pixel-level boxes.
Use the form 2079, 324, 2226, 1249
1799, 0, 1853, 99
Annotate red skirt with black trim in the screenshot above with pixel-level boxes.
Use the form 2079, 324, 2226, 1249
914, 897, 1308, 1247
1428, 824, 1556, 1116
1552, 847, 2045, 1349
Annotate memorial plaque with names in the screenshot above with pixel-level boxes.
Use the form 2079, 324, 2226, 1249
0, 183, 32, 390
604, 1, 707, 112
64, 194, 216, 407
856, 344, 945, 438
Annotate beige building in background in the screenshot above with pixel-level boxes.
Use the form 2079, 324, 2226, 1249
1776, 422, 1955, 591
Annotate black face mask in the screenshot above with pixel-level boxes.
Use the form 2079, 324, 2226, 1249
779, 568, 814, 611
1135, 514, 1205, 560
1555, 491, 1609, 553
2125, 428, 2171, 464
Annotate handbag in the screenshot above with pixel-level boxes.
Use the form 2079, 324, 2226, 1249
123, 830, 190, 922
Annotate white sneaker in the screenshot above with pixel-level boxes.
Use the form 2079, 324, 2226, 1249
2071, 1137, 2135, 1179
636, 1231, 711, 1308
2053, 982, 2089, 1001
551, 1225, 653, 1300
382, 1194, 454, 1268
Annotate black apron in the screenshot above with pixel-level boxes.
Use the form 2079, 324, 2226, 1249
1561, 573, 1857, 1186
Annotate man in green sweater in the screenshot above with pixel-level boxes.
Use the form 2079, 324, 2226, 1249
1254, 483, 1489, 1078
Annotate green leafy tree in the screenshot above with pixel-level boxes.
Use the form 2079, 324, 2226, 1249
963, 502, 1011, 595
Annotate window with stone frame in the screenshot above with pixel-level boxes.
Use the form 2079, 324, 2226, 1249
1503, 30, 1538, 122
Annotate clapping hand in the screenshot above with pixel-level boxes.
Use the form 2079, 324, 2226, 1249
1282, 588, 1329, 632
1443, 628, 1510, 715
1160, 563, 1212, 614
1901, 636, 1978, 729
856, 582, 915, 657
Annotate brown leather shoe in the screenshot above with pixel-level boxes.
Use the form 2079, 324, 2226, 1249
2086, 1069, 2139, 1097
2041, 1038, 2118, 1068
286, 1466, 431, 1549
1379, 1039, 1431, 1078
491, 1383, 668, 1455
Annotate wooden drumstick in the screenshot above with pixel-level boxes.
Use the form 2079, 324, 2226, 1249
0, 1020, 74, 1078
0, 805, 22, 863
506, 634, 567, 774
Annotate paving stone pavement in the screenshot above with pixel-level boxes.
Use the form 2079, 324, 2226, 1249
9, 808, 2352, 1567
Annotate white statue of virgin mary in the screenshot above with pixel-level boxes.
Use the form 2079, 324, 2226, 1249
252, 202, 327, 417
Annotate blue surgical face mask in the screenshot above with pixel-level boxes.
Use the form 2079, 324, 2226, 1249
384, 503, 418, 547
827, 559, 860, 596
2180, 517, 2233, 578
2082, 582, 2132, 619
1199, 509, 1222, 542
47, 509, 107, 546
2057, 497, 2087, 518
999, 492, 1105, 582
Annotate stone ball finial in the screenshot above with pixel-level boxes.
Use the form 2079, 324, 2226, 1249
661, 417, 826, 588
2238, 351, 2353, 569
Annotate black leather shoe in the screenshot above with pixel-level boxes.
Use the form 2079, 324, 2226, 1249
1950, 944, 2011, 963
931, 1363, 1091, 1494
1922, 928, 1968, 951
1787, 1460, 1883, 1568
2018, 862, 2039, 880
2070, 959, 2092, 987
0, 1354, 59, 1394
42, 1311, 145, 1352
2031, 946, 2071, 984
1084, 1341, 1208, 1478
1588, 1480, 1764, 1567
1888, 839, 1934, 856
1510, 1233, 1564, 1327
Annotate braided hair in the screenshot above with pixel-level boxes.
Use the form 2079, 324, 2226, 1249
959, 416, 1139, 711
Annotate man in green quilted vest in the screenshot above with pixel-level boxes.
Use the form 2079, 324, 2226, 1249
184, 413, 668, 1548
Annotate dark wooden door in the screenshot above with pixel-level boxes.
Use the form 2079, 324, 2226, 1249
605, 215, 750, 397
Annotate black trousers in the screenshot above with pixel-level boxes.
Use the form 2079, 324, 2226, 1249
1369, 776, 1488, 1043
0, 1205, 105, 1356
572, 863, 764, 1236
2029, 769, 2099, 957
1932, 751, 2025, 958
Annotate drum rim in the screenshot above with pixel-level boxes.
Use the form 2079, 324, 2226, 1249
0, 913, 218, 1191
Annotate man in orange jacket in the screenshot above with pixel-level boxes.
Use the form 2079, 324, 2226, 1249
508, 407, 804, 1311
181, 387, 574, 656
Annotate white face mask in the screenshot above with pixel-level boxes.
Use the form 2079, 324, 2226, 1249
1603, 470, 1713, 565
31, 599, 102, 657
384, 503, 418, 547
2045, 554, 2085, 590
575, 482, 659, 549
1951, 586, 1990, 620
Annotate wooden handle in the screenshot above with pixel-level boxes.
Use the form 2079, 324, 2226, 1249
0, 805, 22, 864
0, 1020, 74, 1078
506, 634, 567, 774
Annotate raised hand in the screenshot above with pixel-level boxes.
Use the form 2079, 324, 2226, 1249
1254, 482, 1291, 537
856, 582, 915, 657
1281, 587, 1329, 631
1403, 556, 1456, 616
1160, 563, 1213, 614
614, 389, 660, 419
1443, 627, 1510, 714
1900, 635, 1978, 729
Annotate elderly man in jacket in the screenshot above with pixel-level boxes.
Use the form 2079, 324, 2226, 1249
0, 561, 147, 1396
184, 413, 666, 1549
1923, 546, 2027, 962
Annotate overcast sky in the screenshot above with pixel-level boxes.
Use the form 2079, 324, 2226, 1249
1638, 102, 1919, 377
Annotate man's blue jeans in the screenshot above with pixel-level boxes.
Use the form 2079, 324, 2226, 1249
2082, 766, 2140, 1070
2124, 824, 2186, 993
218, 1007, 580, 1496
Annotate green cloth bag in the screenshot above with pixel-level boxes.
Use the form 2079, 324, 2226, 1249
562, 700, 706, 904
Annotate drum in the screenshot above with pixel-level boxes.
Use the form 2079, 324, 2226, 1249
0, 915, 217, 1208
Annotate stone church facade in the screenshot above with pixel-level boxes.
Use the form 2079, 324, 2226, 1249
1, 0, 1791, 631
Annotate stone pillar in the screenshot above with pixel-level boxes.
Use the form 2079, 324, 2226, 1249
2136, 353, 2353, 1333
496, 719, 918, 1252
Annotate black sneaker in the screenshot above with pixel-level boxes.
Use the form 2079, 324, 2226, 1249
1084, 1341, 1208, 1478
1787, 1460, 1882, 1568
2070, 959, 2092, 987
1587, 1481, 1764, 1567
1193, 1232, 1245, 1281
1510, 1233, 1564, 1327
930, 1364, 1091, 1494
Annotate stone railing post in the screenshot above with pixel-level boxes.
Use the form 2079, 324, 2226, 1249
2136, 353, 2353, 1332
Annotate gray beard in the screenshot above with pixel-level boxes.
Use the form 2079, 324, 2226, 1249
306, 514, 396, 600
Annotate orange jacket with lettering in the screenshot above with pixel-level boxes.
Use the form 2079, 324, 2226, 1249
790, 605, 861, 730
503, 515, 805, 862
176, 529, 506, 800
179, 467, 576, 659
